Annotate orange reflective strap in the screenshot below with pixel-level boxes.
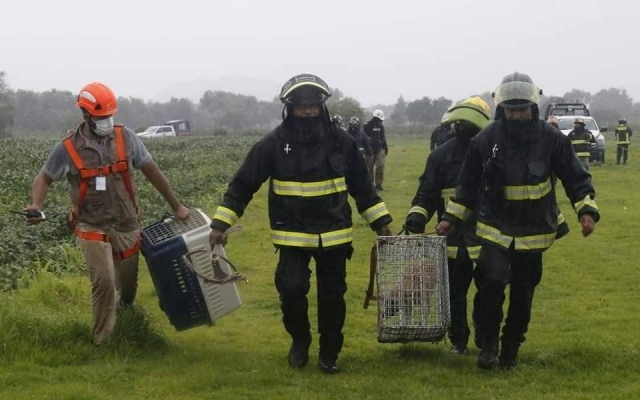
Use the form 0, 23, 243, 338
74, 229, 141, 260
114, 126, 138, 212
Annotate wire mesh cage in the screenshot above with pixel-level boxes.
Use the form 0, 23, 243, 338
375, 234, 450, 343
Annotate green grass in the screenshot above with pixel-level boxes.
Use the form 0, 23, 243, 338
0, 136, 639, 399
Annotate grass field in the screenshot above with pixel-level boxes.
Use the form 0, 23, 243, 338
0, 134, 638, 400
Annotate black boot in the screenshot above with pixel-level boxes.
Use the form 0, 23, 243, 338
498, 339, 520, 370
450, 344, 470, 355
477, 337, 499, 370
288, 336, 311, 369
317, 352, 339, 374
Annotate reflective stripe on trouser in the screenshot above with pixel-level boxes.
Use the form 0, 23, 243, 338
473, 244, 542, 346
617, 144, 629, 164
274, 247, 350, 359
372, 150, 386, 186
76, 223, 140, 345
448, 247, 474, 347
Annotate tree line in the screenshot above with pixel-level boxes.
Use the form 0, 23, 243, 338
0, 71, 638, 138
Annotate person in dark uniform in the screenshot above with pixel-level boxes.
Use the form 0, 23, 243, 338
209, 74, 392, 373
437, 72, 599, 370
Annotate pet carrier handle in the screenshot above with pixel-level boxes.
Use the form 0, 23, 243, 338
183, 249, 248, 285
363, 244, 377, 309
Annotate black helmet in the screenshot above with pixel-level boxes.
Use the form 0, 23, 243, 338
279, 74, 332, 106
492, 72, 543, 109
332, 114, 343, 125
349, 116, 360, 126
619, 118, 627, 124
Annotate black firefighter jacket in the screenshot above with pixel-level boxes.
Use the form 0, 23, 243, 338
211, 122, 392, 249
407, 136, 482, 261
443, 119, 599, 252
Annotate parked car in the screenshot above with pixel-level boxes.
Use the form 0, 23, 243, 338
164, 119, 192, 137
137, 125, 176, 138
556, 115, 607, 163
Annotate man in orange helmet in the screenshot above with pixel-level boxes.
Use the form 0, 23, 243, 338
25, 82, 189, 345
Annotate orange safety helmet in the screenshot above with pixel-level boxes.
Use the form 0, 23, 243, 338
76, 82, 118, 117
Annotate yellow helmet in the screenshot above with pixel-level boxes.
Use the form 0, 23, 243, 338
441, 97, 492, 130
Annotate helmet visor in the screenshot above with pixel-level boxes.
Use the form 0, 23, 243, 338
493, 81, 541, 109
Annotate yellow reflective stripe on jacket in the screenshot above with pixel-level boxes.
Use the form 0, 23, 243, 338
576, 152, 591, 157
574, 195, 599, 214
571, 140, 591, 145
213, 206, 239, 225
441, 188, 456, 199
447, 246, 458, 259
467, 246, 482, 261
270, 228, 353, 248
476, 222, 512, 248
476, 222, 555, 251
557, 213, 565, 225
446, 200, 472, 221
272, 177, 347, 197
503, 178, 552, 201
514, 233, 556, 251
362, 202, 390, 224
409, 206, 427, 217
617, 141, 631, 145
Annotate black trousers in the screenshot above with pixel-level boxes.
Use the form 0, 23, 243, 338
274, 246, 351, 360
448, 247, 475, 346
617, 144, 629, 164
473, 243, 542, 345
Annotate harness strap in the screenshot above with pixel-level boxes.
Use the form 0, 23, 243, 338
74, 228, 141, 260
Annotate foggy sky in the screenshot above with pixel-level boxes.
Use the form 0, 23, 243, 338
2, 0, 638, 106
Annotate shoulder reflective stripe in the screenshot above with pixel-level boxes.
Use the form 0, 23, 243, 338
447, 246, 458, 259
445, 200, 472, 221
557, 213, 565, 225
514, 232, 556, 251
408, 206, 427, 217
503, 178, 552, 201
272, 177, 347, 197
476, 222, 512, 248
467, 246, 482, 261
571, 140, 590, 145
573, 195, 599, 213
213, 206, 239, 225
362, 202, 390, 224
441, 188, 456, 199
320, 228, 353, 247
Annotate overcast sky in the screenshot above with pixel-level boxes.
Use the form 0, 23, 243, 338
2, 0, 638, 106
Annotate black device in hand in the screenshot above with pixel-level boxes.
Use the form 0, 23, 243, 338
10, 210, 46, 220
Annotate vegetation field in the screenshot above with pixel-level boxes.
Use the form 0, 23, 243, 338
0, 134, 638, 400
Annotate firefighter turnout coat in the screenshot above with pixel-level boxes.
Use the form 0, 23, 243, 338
210, 122, 392, 249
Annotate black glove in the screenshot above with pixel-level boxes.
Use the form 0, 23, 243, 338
404, 212, 427, 234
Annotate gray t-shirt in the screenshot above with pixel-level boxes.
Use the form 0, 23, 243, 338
42, 126, 153, 181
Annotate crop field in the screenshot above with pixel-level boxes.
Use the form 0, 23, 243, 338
0, 134, 638, 400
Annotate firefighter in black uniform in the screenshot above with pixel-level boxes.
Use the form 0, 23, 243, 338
430, 122, 454, 151
404, 97, 492, 355
208, 74, 393, 374
436, 72, 600, 370
568, 118, 595, 170
615, 118, 633, 164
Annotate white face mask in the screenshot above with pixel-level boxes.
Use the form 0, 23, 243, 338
91, 116, 114, 136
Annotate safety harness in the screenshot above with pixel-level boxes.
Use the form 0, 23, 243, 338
63, 125, 140, 260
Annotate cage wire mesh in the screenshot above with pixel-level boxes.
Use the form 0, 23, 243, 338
376, 234, 450, 343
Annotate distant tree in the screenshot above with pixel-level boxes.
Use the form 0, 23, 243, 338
328, 97, 365, 123
390, 96, 407, 124
563, 89, 591, 104
590, 88, 633, 127
0, 71, 15, 138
